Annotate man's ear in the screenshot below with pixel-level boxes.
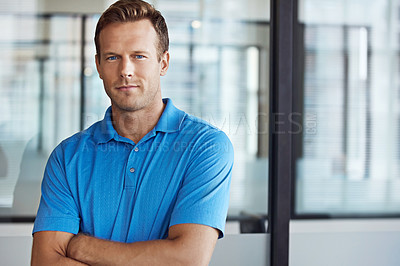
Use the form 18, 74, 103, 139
160, 51, 170, 76
95, 54, 103, 79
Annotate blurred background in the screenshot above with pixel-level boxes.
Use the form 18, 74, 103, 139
1, 0, 400, 265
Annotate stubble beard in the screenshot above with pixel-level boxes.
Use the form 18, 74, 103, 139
107, 81, 161, 113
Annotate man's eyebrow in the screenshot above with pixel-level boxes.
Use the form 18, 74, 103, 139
131, 50, 150, 54
100, 52, 118, 58
102, 50, 150, 55
102, 51, 118, 55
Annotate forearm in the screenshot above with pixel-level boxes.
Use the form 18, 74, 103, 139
67, 233, 209, 266
31, 252, 88, 266
31, 231, 89, 266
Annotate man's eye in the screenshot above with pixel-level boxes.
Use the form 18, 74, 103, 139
107, 56, 117, 61
135, 55, 144, 59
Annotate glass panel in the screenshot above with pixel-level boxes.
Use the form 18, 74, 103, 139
83, 14, 109, 128
0, 14, 81, 216
296, 0, 400, 215
163, 1, 270, 219
164, 22, 270, 217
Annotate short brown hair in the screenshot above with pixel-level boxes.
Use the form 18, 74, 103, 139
95, 0, 169, 61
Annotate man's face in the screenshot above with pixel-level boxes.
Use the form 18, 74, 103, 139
96, 20, 169, 113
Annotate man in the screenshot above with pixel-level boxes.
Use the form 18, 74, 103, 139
31, 0, 233, 265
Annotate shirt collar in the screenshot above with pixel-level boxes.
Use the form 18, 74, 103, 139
94, 106, 117, 144
155, 98, 186, 133
94, 98, 186, 144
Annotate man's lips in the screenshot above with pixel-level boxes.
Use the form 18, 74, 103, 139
116, 85, 139, 91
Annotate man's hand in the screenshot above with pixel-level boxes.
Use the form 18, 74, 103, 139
34, 223, 219, 266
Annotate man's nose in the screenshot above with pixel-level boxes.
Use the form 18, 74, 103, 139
120, 58, 134, 78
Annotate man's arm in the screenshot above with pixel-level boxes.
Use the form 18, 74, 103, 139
31, 231, 88, 265
67, 223, 218, 266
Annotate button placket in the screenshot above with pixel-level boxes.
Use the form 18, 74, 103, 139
125, 145, 139, 188
129, 147, 138, 174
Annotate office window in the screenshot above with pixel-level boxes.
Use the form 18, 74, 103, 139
0, 14, 81, 216
295, 0, 400, 215
0, 0, 271, 222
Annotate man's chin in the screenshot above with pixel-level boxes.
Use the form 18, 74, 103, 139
116, 106, 142, 113
112, 102, 144, 113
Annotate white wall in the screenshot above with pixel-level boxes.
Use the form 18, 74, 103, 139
290, 219, 400, 266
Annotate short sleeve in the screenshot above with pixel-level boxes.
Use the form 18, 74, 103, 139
33, 144, 80, 235
169, 130, 234, 238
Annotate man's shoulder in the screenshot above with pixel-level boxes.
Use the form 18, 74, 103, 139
179, 114, 233, 150
58, 120, 102, 151
180, 113, 220, 133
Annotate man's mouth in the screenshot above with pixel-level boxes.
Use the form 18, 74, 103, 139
116, 85, 139, 91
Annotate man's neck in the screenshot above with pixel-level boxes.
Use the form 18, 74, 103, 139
111, 100, 165, 144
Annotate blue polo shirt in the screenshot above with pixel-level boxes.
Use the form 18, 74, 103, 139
33, 98, 233, 242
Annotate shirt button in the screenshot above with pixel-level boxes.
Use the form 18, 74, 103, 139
134, 147, 139, 152
129, 168, 135, 173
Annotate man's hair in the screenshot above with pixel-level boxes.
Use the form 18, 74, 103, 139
95, 0, 169, 61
